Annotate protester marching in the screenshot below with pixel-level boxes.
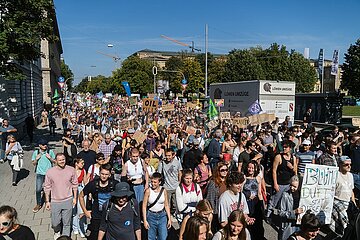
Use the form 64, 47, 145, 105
0, 92, 359, 240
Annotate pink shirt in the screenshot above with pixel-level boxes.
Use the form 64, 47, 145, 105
44, 165, 78, 202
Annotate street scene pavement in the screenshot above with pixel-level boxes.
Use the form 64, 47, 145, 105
0, 118, 278, 240
0, 119, 83, 240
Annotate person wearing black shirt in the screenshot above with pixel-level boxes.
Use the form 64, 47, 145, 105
0, 205, 35, 240
183, 139, 202, 170
98, 182, 141, 240
77, 139, 97, 172
79, 164, 118, 240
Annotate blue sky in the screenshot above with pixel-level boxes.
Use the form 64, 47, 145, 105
54, 0, 360, 84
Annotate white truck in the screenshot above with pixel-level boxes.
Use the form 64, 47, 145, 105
209, 80, 296, 121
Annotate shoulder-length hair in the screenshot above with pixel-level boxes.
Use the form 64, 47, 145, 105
213, 162, 228, 186
183, 215, 209, 240
223, 210, 247, 240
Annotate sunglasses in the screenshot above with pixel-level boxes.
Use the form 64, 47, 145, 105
343, 163, 351, 167
303, 144, 310, 146
220, 169, 228, 173
97, 158, 105, 160
1, 220, 11, 227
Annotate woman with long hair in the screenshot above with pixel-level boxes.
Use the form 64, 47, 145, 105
288, 210, 320, 240
212, 210, 251, 240
5, 135, 23, 186
0, 205, 35, 240
194, 153, 212, 197
243, 160, 264, 240
143, 172, 171, 240
206, 162, 228, 233
222, 132, 237, 161
176, 169, 203, 221
72, 158, 88, 237
179, 199, 214, 240
183, 215, 210, 240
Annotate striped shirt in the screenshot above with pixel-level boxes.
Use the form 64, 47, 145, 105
296, 151, 315, 174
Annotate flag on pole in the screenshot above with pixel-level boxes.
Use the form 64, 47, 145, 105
121, 81, 132, 96
96, 91, 104, 99
331, 50, 339, 76
208, 98, 218, 120
318, 49, 324, 77
248, 100, 262, 115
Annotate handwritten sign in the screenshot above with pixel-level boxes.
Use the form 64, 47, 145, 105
147, 93, 157, 99
352, 117, 360, 127
129, 96, 138, 106
119, 120, 130, 130
297, 164, 338, 224
248, 115, 259, 126
162, 104, 175, 112
186, 126, 196, 135
158, 118, 168, 126
232, 117, 249, 128
143, 98, 158, 112
214, 99, 224, 107
186, 102, 198, 109
133, 131, 147, 144
207, 119, 219, 130
220, 112, 231, 120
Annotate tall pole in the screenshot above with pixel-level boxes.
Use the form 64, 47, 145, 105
205, 24, 208, 98
321, 49, 325, 93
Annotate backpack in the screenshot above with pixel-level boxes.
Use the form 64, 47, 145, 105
105, 198, 138, 222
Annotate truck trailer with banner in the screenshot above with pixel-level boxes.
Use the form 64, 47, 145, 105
209, 80, 296, 121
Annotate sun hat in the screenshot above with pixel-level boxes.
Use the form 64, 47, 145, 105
111, 182, 134, 198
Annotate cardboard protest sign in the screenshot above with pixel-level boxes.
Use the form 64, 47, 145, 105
232, 117, 249, 128
133, 131, 147, 144
186, 102, 197, 109
186, 126, 196, 135
143, 98, 158, 112
220, 112, 231, 120
207, 119, 219, 130
248, 115, 259, 126
119, 120, 130, 130
162, 104, 175, 112
297, 164, 338, 224
258, 113, 267, 124
158, 118, 168, 126
352, 117, 360, 127
129, 96, 138, 106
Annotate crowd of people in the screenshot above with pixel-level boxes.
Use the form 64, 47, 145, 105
0, 93, 360, 240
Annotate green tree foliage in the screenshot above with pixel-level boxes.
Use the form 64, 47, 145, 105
208, 56, 226, 84
85, 75, 112, 94
341, 39, 360, 98
60, 59, 73, 90
288, 52, 317, 92
73, 77, 89, 93
162, 56, 184, 93
182, 58, 203, 92
223, 48, 265, 82
112, 56, 153, 94
0, 0, 58, 79
222, 44, 317, 92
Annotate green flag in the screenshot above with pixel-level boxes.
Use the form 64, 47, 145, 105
208, 98, 218, 120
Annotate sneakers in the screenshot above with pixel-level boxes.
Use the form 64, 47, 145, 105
53, 232, 61, 240
0, 159, 4, 163
32, 205, 42, 213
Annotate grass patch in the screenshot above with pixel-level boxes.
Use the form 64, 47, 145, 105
343, 106, 360, 116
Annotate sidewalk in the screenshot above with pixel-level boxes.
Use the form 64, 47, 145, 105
0, 118, 81, 240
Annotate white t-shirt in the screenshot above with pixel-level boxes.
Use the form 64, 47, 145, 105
218, 190, 249, 223
335, 172, 354, 201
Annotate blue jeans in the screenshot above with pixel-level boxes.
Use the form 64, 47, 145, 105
353, 173, 360, 190
36, 174, 46, 205
133, 184, 144, 203
147, 210, 168, 240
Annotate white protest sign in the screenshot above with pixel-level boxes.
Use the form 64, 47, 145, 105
297, 164, 338, 224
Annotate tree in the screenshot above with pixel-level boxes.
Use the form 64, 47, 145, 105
73, 77, 89, 93
288, 52, 317, 93
208, 56, 226, 84
162, 56, 184, 93
112, 55, 153, 94
60, 59, 74, 90
341, 39, 360, 98
86, 75, 112, 94
0, 0, 58, 79
181, 58, 203, 93
223, 49, 265, 82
